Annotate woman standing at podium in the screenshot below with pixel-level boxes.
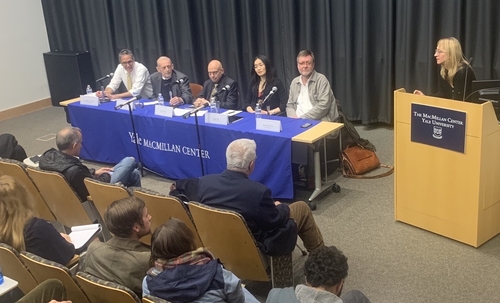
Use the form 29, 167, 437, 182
414, 37, 476, 101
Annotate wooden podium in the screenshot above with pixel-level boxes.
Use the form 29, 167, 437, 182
394, 88, 500, 247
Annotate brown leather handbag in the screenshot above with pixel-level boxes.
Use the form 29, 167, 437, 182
341, 145, 393, 179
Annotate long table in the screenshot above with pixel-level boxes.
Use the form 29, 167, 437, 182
68, 101, 327, 198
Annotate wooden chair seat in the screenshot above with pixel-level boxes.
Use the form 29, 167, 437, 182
0, 158, 56, 221
21, 251, 90, 303
189, 83, 203, 98
76, 271, 141, 303
133, 188, 202, 246
26, 167, 92, 227
0, 243, 38, 294
188, 202, 293, 288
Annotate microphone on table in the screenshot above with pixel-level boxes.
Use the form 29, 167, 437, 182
262, 86, 278, 103
96, 73, 114, 82
114, 95, 142, 110
183, 103, 209, 119
462, 56, 474, 101
212, 85, 231, 97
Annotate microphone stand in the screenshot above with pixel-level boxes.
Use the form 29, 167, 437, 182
193, 111, 205, 176
124, 102, 145, 177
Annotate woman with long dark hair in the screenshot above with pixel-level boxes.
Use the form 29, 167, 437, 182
245, 55, 287, 115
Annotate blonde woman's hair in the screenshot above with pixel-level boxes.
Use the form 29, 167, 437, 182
0, 175, 36, 251
437, 37, 469, 86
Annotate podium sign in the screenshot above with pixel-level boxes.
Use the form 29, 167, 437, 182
411, 103, 466, 153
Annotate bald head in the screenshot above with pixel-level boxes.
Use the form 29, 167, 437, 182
156, 56, 174, 79
208, 60, 224, 83
56, 127, 82, 155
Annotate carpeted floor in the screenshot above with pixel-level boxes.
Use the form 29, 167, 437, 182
1, 106, 500, 303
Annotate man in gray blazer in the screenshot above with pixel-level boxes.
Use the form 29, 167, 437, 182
286, 50, 339, 121
150, 56, 192, 105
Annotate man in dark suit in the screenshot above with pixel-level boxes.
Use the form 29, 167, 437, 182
193, 60, 239, 110
197, 138, 324, 256
150, 56, 192, 105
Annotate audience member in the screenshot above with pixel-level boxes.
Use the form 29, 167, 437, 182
413, 37, 476, 100
96, 49, 153, 99
79, 196, 151, 296
0, 133, 27, 162
39, 126, 141, 202
193, 60, 239, 109
286, 50, 339, 121
150, 56, 193, 105
0, 175, 75, 265
245, 55, 287, 115
197, 138, 324, 256
266, 245, 372, 303
143, 218, 259, 303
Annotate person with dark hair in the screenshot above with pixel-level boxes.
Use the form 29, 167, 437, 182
39, 126, 141, 202
96, 48, 153, 99
0, 133, 27, 162
79, 196, 151, 296
0, 175, 75, 265
414, 37, 476, 100
143, 218, 259, 303
266, 246, 371, 303
245, 55, 287, 115
194, 60, 239, 109
286, 50, 339, 122
150, 56, 193, 105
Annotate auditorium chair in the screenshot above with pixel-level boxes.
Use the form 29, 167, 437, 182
0, 243, 38, 294
133, 188, 203, 246
20, 252, 91, 303
84, 177, 131, 240
26, 166, 93, 228
76, 272, 141, 303
189, 83, 203, 98
0, 158, 56, 222
188, 202, 293, 288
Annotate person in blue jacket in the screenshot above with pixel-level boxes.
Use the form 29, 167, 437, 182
143, 218, 259, 303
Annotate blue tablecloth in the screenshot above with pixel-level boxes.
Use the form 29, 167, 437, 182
68, 101, 319, 198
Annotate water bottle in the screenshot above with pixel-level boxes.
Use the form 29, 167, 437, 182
255, 102, 262, 119
157, 93, 165, 106
209, 97, 217, 113
86, 85, 92, 94
0, 266, 3, 285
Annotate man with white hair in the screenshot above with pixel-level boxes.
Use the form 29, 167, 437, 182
197, 138, 324, 256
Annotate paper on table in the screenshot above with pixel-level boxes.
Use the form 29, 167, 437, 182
173, 108, 208, 117
69, 224, 101, 250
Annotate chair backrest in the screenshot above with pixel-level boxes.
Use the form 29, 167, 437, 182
0, 159, 56, 221
133, 188, 202, 247
0, 243, 38, 294
188, 202, 269, 282
76, 272, 141, 303
142, 294, 171, 303
26, 167, 92, 227
189, 83, 203, 98
84, 178, 131, 221
21, 251, 91, 303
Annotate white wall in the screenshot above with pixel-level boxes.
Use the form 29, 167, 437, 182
0, 0, 50, 112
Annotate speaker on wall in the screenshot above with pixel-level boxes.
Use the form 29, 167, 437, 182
43, 51, 95, 106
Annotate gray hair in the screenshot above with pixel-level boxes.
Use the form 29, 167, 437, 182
118, 49, 135, 61
297, 49, 315, 63
226, 139, 257, 173
56, 127, 81, 151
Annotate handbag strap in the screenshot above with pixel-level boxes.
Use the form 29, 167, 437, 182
342, 163, 394, 179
